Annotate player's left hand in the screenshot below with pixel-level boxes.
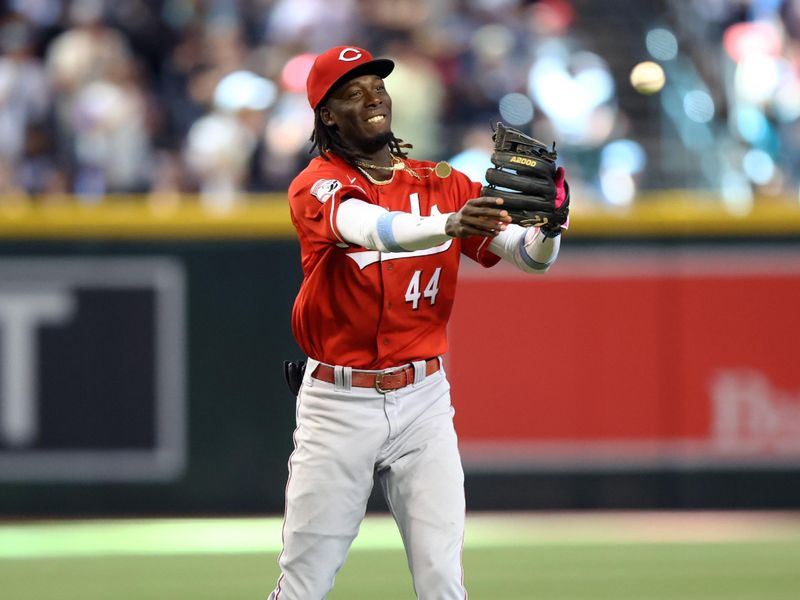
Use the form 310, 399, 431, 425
445, 196, 512, 238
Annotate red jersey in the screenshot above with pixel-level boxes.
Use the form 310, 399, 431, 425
288, 152, 500, 369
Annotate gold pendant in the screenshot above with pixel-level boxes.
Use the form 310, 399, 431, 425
434, 161, 452, 178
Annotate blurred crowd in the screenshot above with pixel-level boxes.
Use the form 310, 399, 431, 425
0, 0, 798, 209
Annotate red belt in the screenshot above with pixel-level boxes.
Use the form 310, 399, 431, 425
311, 358, 440, 393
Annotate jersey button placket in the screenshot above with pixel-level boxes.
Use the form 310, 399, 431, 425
382, 259, 393, 342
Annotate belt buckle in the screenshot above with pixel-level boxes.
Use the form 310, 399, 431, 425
374, 371, 389, 394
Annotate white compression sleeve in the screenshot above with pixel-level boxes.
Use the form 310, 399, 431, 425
336, 198, 453, 252
488, 224, 560, 273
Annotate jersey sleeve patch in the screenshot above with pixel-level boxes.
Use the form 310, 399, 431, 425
310, 178, 343, 204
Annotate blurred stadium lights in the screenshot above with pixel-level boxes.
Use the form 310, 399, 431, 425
527, 44, 615, 146
645, 27, 678, 62
683, 90, 715, 124
599, 137, 647, 207
743, 148, 776, 186
661, 85, 714, 149
600, 139, 646, 174
735, 105, 771, 145
721, 168, 755, 213
498, 93, 534, 126
599, 168, 636, 207
773, 76, 800, 123
213, 71, 277, 112
735, 54, 783, 105
722, 20, 782, 63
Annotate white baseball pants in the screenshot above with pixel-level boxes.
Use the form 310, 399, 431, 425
267, 357, 467, 599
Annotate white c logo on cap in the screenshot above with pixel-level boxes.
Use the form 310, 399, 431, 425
338, 48, 362, 62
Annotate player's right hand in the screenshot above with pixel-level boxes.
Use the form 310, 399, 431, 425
445, 197, 511, 238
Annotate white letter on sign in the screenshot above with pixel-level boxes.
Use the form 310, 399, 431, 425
0, 291, 75, 447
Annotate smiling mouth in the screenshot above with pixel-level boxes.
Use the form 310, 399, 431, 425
366, 115, 386, 124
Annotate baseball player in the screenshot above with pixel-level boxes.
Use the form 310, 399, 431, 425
268, 46, 569, 600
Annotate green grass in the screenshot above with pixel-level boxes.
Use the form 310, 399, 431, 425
4, 543, 800, 600
2, 514, 800, 599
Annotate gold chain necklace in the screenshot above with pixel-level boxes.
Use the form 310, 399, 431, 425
355, 157, 421, 184
355, 164, 398, 185
354, 157, 452, 185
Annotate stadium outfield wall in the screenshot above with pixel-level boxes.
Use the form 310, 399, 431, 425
0, 194, 798, 516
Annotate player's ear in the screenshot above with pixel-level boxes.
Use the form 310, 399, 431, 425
320, 106, 336, 127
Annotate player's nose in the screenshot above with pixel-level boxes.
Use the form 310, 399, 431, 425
364, 90, 382, 107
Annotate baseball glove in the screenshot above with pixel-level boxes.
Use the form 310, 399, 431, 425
481, 122, 569, 232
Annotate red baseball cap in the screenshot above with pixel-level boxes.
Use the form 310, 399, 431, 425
306, 46, 394, 110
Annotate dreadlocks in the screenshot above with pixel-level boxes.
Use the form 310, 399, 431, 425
309, 108, 411, 168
